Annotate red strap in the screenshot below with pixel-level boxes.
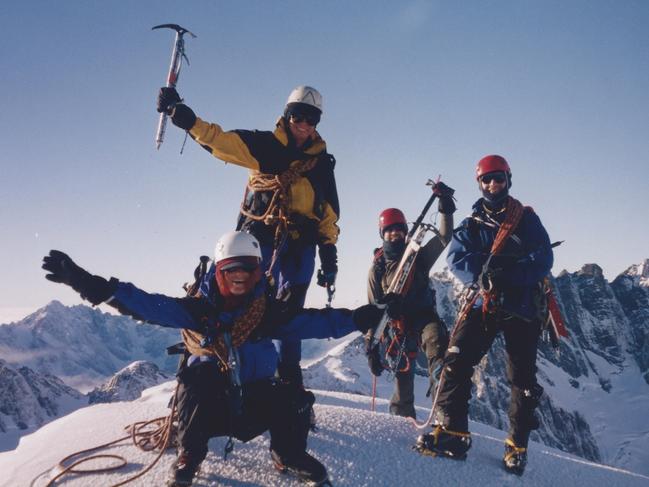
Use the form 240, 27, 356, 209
482, 197, 525, 316
491, 197, 525, 255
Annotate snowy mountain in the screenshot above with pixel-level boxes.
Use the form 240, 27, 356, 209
610, 260, 649, 384
0, 381, 647, 487
88, 360, 171, 404
0, 359, 86, 451
0, 300, 181, 391
0, 359, 173, 452
1, 259, 647, 478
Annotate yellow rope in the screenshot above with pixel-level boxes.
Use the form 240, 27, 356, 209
240, 157, 318, 249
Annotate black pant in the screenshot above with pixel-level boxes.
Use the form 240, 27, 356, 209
175, 361, 314, 462
435, 309, 542, 445
390, 319, 449, 418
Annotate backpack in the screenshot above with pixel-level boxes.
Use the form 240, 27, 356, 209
182, 255, 212, 298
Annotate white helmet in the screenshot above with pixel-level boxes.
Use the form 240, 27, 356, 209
286, 85, 323, 113
214, 231, 262, 264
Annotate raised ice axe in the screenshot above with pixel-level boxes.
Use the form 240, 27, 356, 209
153, 24, 196, 150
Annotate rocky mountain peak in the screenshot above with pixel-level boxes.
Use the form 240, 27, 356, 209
0, 359, 85, 436
578, 263, 604, 279
88, 360, 170, 404
622, 259, 649, 284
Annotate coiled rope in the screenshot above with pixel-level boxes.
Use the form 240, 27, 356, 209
33, 384, 179, 487
239, 158, 318, 277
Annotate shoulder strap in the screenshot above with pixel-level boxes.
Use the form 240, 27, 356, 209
373, 247, 384, 262
491, 197, 525, 255
372, 247, 387, 280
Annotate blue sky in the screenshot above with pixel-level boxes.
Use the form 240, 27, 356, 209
1, 0, 648, 316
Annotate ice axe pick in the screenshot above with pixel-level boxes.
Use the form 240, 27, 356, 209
152, 24, 196, 150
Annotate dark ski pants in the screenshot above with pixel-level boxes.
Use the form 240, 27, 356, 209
390, 319, 449, 418
175, 361, 314, 463
435, 309, 542, 445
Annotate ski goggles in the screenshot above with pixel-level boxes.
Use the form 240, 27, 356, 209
479, 172, 507, 184
289, 112, 320, 126
218, 257, 260, 272
286, 104, 321, 126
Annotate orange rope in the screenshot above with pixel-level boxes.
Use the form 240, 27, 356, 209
41, 384, 179, 487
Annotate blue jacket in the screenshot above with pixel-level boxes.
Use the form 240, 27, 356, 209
446, 198, 553, 320
109, 270, 357, 385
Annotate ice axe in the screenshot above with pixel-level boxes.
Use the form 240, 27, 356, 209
153, 24, 196, 149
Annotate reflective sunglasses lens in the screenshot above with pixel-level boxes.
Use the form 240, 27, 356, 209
289, 111, 319, 126
481, 174, 506, 184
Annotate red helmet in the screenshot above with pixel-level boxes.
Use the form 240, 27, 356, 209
379, 208, 408, 237
476, 155, 511, 180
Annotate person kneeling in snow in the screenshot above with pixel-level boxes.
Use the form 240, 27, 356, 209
42, 231, 384, 487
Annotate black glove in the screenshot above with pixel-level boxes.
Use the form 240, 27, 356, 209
433, 181, 456, 214
42, 250, 115, 305
157, 87, 182, 114
157, 87, 196, 130
381, 292, 403, 320
317, 243, 338, 287
366, 344, 384, 377
352, 304, 384, 334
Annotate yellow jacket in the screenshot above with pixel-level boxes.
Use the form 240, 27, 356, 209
189, 117, 339, 247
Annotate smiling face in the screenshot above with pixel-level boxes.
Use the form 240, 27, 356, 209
480, 173, 506, 194
214, 256, 262, 298
288, 115, 317, 147
479, 171, 509, 202
221, 267, 255, 296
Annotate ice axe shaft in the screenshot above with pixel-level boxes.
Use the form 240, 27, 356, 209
407, 176, 441, 239
153, 24, 196, 150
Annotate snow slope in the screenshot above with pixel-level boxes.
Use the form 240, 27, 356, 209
0, 381, 647, 487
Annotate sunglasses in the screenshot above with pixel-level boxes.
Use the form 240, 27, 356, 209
480, 173, 507, 184
289, 112, 320, 126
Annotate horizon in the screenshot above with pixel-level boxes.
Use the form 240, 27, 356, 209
2, 256, 647, 325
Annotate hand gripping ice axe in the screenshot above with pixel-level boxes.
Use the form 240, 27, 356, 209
153, 24, 196, 149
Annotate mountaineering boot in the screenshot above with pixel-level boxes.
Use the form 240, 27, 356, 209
167, 451, 202, 487
503, 438, 528, 475
414, 425, 472, 460
271, 449, 330, 486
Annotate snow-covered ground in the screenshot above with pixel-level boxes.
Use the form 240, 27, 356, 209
0, 381, 647, 487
